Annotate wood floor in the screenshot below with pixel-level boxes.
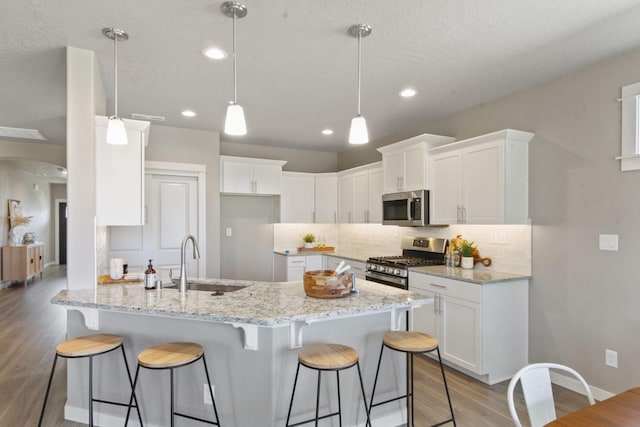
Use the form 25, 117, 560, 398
0, 265, 589, 426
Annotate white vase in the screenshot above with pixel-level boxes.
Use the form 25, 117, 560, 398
461, 256, 474, 269
304, 242, 314, 248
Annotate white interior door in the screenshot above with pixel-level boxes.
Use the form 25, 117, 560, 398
107, 173, 198, 282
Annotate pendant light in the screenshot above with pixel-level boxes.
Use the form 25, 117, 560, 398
222, 2, 248, 136
102, 27, 129, 145
348, 24, 371, 145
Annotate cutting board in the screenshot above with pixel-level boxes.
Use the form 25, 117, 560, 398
98, 275, 143, 284
296, 246, 335, 253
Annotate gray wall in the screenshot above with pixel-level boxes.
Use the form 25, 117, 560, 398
145, 125, 221, 278
220, 141, 338, 173
340, 45, 640, 393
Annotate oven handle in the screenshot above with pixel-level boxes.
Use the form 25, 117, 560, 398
365, 271, 406, 287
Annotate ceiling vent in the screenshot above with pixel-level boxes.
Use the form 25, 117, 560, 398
0, 126, 47, 141
131, 113, 165, 122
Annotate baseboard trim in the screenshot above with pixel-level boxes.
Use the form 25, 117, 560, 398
550, 371, 614, 402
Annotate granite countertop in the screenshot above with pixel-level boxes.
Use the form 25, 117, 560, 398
410, 265, 531, 284
273, 250, 369, 263
52, 278, 428, 326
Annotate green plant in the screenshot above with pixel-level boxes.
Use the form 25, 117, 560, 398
302, 233, 316, 243
459, 241, 475, 257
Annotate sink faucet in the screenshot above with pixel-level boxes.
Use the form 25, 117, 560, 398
179, 234, 200, 294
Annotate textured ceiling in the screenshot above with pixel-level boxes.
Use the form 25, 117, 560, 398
3, 0, 640, 153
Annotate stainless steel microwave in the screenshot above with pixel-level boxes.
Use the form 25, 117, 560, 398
382, 190, 429, 226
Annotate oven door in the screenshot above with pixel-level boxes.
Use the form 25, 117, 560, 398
365, 271, 407, 290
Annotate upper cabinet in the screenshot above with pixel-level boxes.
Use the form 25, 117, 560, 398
220, 156, 287, 195
377, 133, 455, 194
429, 129, 534, 225
338, 162, 382, 224
280, 172, 338, 223
95, 116, 150, 226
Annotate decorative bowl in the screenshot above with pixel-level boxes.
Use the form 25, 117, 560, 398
303, 270, 352, 299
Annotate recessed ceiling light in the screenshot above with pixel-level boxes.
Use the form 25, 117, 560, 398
399, 88, 417, 98
202, 47, 228, 60
181, 110, 197, 117
321, 129, 334, 135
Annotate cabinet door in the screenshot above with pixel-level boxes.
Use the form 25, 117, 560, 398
281, 173, 315, 223
367, 168, 383, 223
287, 256, 306, 281
352, 171, 369, 223
314, 174, 338, 223
323, 256, 341, 270
338, 175, 353, 223
461, 141, 504, 224
222, 161, 254, 193
402, 144, 427, 191
96, 126, 145, 225
305, 255, 323, 271
440, 295, 481, 373
429, 150, 463, 224
382, 151, 401, 193
409, 289, 439, 339
253, 164, 281, 195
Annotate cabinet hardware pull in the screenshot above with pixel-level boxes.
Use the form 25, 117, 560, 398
334, 211, 337, 224
430, 283, 447, 289
462, 206, 467, 224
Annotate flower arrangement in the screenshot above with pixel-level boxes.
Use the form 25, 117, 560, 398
449, 235, 476, 257
9, 215, 32, 227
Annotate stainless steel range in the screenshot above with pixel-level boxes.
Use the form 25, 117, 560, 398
365, 236, 448, 289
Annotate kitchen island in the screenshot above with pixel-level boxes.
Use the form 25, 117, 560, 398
53, 279, 429, 426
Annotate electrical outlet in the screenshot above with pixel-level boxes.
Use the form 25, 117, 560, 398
204, 384, 216, 404
599, 234, 618, 251
605, 349, 618, 368
225, 227, 233, 237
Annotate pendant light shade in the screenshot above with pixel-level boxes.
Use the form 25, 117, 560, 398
349, 115, 369, 145
348, 24, 371, 145
224, 103, 247, 135
102, 27, 129, 145
222, 2, 248, 136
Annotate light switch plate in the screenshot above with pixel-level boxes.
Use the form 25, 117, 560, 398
225, 227, 233, 237
599, 234, 618, 251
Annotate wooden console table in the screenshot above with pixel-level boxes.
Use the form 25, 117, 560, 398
1, 243, 45, 286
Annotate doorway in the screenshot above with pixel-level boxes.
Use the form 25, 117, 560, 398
54, 199, 67, 264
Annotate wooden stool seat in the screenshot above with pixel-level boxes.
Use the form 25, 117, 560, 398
56, 334, 123, 357
383, 331, 438, 353
298, 343, 359, 370
137, 342, 204, 369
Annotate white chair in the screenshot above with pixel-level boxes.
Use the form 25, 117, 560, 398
507, 362, 595, 427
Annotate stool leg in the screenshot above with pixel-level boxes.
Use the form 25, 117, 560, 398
367, 342, 385, 425
410, 353, 415, 427
315, 370, 321, 427
125, 364, 141, 427
38, 354, 59, 427
201, 353, 221, 426
89, 355, 94, 426
170, 368, 175, 427
336, 371, 342, 427
120, 345, 143, 427
285, 362, 301, 427
435, 347, 456, 427
356, 361, 372, 427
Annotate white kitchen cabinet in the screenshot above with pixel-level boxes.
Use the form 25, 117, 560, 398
429, 129, 533, 225
280, 172, 338, 223
337, 162, 382, 224
274, 254, 328, 281
409, 271, 528, 385
314, 173, 338, 223
377, 133, 455, 194
220, 156, 287, 195
95, 116, 150, 226
323, 255, 366, 279
281, 172, 315, 223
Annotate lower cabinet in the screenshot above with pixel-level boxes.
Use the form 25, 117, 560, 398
2, 243, 45, 285
273, 254, 323, 282
409, 271, 528, 385
324, 255, 366, 279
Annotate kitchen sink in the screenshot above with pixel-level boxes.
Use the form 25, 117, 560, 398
164, 281, 247, 294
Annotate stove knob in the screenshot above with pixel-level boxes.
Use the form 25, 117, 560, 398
394, 269, 401, 275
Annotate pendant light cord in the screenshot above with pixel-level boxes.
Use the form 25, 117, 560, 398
356, 31, 362, 116
113, 34, 118, 117
232, 9, 238, 104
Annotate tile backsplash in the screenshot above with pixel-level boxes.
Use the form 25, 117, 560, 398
275, 223, 531, 275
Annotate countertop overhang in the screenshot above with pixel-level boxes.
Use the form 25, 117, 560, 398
52, 278, 430, 350
410, 265, 531, 284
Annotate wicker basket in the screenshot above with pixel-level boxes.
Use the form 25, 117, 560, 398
303, 270, 352, 299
